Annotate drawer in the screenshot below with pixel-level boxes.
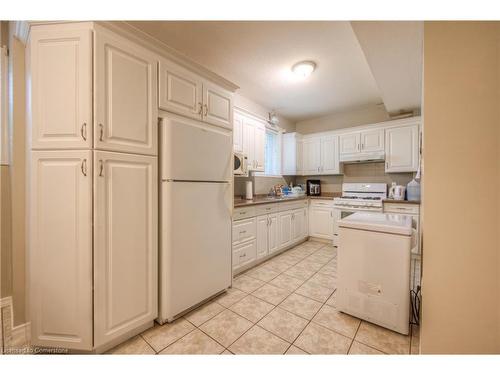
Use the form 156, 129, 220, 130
233, 206, 256, 220
255, 203, 278, 216
279, 199, 308, 212
384, 203, 419, 215
233, 240, 257, 268
232, 217, 256, 244
310, 199, 334, 208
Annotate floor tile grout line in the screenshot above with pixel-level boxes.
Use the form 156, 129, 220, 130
346, 320, 362, 354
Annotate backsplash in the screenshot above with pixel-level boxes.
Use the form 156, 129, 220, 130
293, 162, 415, 193
234, 175, 296, 197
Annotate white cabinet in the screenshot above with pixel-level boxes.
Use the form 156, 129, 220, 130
278, 211, 293, 249
309, 201, 334, 240
233, 240, 257, 269
339, 128, 384, 161
233, 112, 244, 153
203, 82, 233, 129
385, 124, 420, 172
282, 133, 303, 175
292, 209, 304, 243
268, 213, 280, 254
320, 135, 340, 174
159, 58, 233, 130
94, 27, 158, 156
158, 57, 203, 121
256, 215, 269, 259
302, 137, 321, 175
361, 129, 384, 152
30, 25, 92, 150
239, 111, 266, 172
301, 135, 340, 175
93, 151, 158, 347
30, 150, 93, 350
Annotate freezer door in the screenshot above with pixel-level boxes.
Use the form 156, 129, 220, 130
160, 114, 232, 181
159, 181, 232, 322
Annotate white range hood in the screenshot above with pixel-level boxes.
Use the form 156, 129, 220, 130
339, 150, 385, 163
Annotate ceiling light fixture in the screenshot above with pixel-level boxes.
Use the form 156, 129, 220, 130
292, 61, 316, 78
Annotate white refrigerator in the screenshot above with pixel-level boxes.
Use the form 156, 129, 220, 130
158, 113, 233, 323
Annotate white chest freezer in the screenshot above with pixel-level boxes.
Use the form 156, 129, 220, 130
337, 212, 413, 335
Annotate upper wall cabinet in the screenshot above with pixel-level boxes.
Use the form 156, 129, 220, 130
30, 25, 93, 149
339, 128, 384, 161
281, 132, 302, 175
159, 57, 233, 130
233, 112, 244, 153
301, 134, 340, 175
94, 27, 158, 156
385, 123, 420, 173
238, 111, 265, 172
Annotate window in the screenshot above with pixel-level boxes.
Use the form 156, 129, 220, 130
264, 129, 282, 176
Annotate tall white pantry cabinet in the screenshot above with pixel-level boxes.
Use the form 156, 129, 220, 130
28, 23, 158, 351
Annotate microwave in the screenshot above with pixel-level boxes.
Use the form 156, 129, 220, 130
234, 152, 248, 176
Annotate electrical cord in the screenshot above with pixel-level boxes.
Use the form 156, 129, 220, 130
410, 285, 421, 325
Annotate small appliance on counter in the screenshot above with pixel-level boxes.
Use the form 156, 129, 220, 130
306, 179, 321, 196
388, 182, 406, 200
406, 166, 421, 201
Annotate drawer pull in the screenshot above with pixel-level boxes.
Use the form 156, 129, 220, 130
239, 230, 247, 234
239, 211, 247, 215
239, 253, 246, 258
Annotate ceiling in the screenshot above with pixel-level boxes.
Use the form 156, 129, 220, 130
351, 21, 423, 114
128, 21, 422, 122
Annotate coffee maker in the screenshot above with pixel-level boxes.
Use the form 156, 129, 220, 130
306, 179, 321, 196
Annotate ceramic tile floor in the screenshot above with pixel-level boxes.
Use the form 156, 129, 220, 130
107, 240, 420, 355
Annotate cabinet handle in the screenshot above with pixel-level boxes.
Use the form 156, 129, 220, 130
240, 230, 247, 234
330, 211, 333, 218
386, 162, 389, 169
203, 104, 208, 116
198, 102, 203, 115
81, 123, 87, 141
240, 211, 246, 215
99, 123, 104, 141
99, 160, 104, 177
81, 159, 87, 176
240, 253, 246, 258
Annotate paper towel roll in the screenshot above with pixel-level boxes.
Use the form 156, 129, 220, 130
245, 181, 253, 200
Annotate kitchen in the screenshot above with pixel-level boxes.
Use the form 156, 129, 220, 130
1, 10, 500, 367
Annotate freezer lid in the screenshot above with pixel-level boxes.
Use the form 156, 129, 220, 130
338, 212, 413, 236
160, 113, 232, 181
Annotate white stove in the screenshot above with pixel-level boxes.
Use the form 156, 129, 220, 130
333, 183, 387, 211
332, 183, 387, 246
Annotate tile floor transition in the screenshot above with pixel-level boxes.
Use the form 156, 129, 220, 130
107, 240, 420, 355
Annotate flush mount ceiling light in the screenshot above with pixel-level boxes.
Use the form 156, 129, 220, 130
291, 61, 316, 78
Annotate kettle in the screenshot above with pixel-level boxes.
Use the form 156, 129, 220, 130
389, 182, 406, 200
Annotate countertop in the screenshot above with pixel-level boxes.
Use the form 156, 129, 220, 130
382, 199, 421, 205
234, 193, 340, 208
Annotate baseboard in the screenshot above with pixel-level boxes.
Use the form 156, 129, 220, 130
0, 296, 31, 351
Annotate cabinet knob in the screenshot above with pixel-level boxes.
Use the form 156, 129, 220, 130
99, 123, 104, 141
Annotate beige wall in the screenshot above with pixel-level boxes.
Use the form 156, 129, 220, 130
421, 21, 500, 354
295, 162, 414, 193
295, 103, 390, 134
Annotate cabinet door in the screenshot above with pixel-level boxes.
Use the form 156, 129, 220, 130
296, 139, 304, 175
268, 213, 280, 254
292, 209, 303, 243
320, 135, 339, 174
279, 211, 293, 249
30, 150, 93, 350
94, 27, 158, 156
302, 138, 321, 175
281, 133, 297, 175
253, 121, 266, 172
94, 151, 158, 348
233, 112, 244, 153
301, 208, 309, 238
339, 133, 360, 155
360, 129, 384, 152
202, 82, 233, 130
233, 240, 257, 270
385, 124, 420, 172
158, 57, 203, 120
309, 207, 334, 239
30, 26, 92, 149
242, 118, 255, 170
256, 215, 269, 259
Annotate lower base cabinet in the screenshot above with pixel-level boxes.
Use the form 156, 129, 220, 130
30, 150, 158, 351
232, 201, 308, 273
309, 201, 334, 240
